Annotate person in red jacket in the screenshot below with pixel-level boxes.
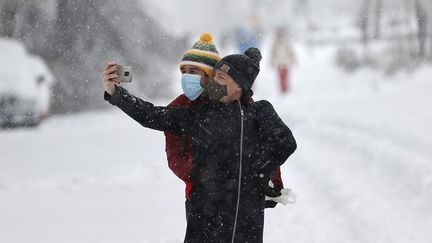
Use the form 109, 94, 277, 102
164, 32, 221, 204
164, 33, 285, 214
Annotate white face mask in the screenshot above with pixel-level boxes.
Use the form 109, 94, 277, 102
181, 73, 204, 101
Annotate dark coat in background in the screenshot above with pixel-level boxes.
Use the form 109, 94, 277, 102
105, 86, 296, 243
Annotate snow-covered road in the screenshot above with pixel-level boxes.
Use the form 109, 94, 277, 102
1, 44, 431, 243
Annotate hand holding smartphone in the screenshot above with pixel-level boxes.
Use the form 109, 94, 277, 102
102, 62, 132, 95
114, 65, 132, 83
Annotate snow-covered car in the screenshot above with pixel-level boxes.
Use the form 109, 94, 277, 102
0, 39, 55, 127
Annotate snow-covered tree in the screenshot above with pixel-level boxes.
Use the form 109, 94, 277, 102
0, 0, 186, 113
414, 0, 427, 58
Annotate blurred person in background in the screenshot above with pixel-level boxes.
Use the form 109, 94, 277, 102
270, 27, 297, 94
101, 47, 296, 242
234, 14, 263, 53
235, 26, 261, 53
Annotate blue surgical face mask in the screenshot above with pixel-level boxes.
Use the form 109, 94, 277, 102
181, 73, 204, 101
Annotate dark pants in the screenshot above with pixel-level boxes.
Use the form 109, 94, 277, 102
183, 188, 264, 243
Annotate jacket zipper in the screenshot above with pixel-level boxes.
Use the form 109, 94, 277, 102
198, 123, 212, 135
231, 100, 244, 243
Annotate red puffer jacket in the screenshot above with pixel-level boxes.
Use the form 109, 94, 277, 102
164, 94, 284, 200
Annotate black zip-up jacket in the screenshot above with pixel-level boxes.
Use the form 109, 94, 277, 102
104, 86, 296, 243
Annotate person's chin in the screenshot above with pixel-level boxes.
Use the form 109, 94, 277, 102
219, 96, 229, 104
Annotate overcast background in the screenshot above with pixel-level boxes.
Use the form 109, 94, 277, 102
1, 0, 432, 242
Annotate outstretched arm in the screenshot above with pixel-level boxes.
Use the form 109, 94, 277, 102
104, 86, 191, 133
101, 62, 191, 133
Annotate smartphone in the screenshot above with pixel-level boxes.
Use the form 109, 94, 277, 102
114, 65, 132, 83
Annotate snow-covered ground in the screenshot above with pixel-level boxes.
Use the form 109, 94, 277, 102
1, 39, 432, 242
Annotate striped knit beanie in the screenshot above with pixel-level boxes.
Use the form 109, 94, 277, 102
179, 32, 221, 78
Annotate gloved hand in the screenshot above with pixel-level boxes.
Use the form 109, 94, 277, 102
266, 188, 297, 208
259, 173, 281, 196
259, 173, 282, 208
265, 200, 278, 208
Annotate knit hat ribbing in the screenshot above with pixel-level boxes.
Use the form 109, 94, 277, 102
179, 32, 221, 78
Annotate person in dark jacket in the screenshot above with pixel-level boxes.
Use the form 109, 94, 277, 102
101, 47, 296, 243
166, 33, 285, 213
